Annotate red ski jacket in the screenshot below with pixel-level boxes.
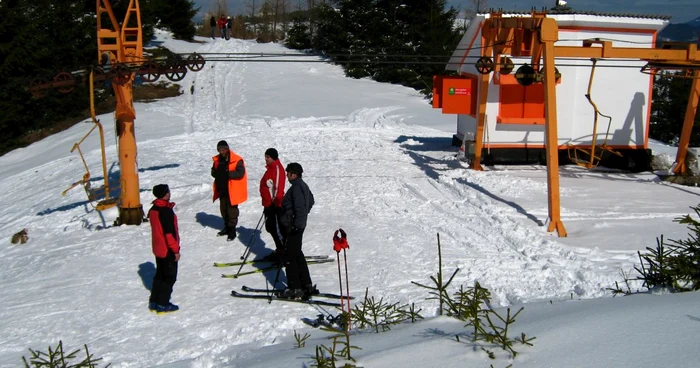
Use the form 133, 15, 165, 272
259, 158, 285, 208
148, 199, 180, 258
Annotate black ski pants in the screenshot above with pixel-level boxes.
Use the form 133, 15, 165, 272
284, 228, 312, 290
264, 206, 284, 252
150, 251, 178, 306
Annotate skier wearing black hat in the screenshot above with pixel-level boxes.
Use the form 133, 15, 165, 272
211, 140, 248, 241
148, 184, 180, 314
278, 162, 318, 300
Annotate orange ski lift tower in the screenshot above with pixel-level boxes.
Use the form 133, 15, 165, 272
28, 0, 205, 224
97, 0, 144, 225
452, 10, 700, 237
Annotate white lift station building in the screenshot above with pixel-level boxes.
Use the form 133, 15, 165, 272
438, 10, 671, 171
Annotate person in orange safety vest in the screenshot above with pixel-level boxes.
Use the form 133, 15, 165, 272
211, 140, 248, 241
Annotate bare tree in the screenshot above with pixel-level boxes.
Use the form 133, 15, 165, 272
461, 0, 488, 31
465, 0, 488, 19
271, 0, 280, 40
279, 0, 291, 37
246, 0, 259, 34
214, 0, 228, 16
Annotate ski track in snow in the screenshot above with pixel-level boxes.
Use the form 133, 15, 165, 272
0, 36, 696, 367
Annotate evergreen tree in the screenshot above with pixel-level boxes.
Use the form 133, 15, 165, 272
0, 0, 95, 154
312, 3, 349, 55
151, 0, 198, 40
305, 0, 461, 94
650, 72, 700, 146
286, 15, 312, 49
0, 0, 201, 155
403, 0, 461, 91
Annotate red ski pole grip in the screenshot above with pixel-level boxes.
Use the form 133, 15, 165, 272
333, 229, 349, 252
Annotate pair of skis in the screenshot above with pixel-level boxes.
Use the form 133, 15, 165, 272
231, 285, 354, 307
216, 255, 333, 278
213, 255, 330, 267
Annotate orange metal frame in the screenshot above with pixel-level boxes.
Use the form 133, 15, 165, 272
97, 0, 145, 225
474, 11, 700, 237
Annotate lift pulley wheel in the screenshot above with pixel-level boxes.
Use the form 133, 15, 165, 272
515, 64, 536, 86
139, 60, 161, 82
538, 67, 561, 83
186, 53, 205, 72
499, 57, 514, 75
165, 61, 187, 82
53, 72, 76, 94
475, 56, 494, 74
28, 78, 49, 98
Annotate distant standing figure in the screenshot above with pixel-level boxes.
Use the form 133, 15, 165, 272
259, 148, 285, 261
209, 15, 216, 39
218, 15, 227, 39
212, 140, 248, 241
226, 16, 233, 40
148, 184, 181, 314
278, 163, 318, 300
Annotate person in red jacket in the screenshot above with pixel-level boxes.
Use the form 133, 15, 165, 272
259, 148, 285, 261
148, 184, 181, 314
218, 15, 227, 39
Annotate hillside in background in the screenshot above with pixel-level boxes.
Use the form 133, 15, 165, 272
658, 16, 700, 43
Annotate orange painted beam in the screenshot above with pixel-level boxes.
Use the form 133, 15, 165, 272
553, 43, 699, 61
541, 28, 567, 237
472, 36, 493, 171
97, 0, 144, 225
673, 70, 700, 175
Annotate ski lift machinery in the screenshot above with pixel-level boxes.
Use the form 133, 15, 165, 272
472, 10, 700, 237
29, 0, 206, 225
566, 58, 623, 169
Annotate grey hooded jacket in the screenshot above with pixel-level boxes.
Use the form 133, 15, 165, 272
280, 177, 314, 232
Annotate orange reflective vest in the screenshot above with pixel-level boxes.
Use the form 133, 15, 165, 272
212, 151, 248, 205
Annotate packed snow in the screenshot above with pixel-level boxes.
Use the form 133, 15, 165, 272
1, 30, 699, 367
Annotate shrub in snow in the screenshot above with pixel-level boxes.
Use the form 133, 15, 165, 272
22, 340, 108, 368
412, 234, 535, 359
620, 204, 700, 293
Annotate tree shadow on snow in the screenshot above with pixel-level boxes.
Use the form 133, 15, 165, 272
38, 163, 180, 216
398, 136, 544, 227
138, 262, 156, 291
395, 136, 454, 153
457, 177, 545, 226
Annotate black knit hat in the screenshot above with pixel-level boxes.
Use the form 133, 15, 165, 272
286, 162, 303, 175
217, 140, 229, 149
265, 148, 278, 160
152, 184, 170, 199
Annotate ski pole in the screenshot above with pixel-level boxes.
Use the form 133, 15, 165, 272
341, 234, 351, 330
336, 251, 345, 311
240, 212, 265, 260
234, 212, 265, 278
333, 229, 351, 330
268, 236, 288, 303
343, 248, 350, 309
269, 263, 283, 304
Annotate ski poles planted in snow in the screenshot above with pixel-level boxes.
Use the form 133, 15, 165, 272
235, 212, 265, 277
333, 228, 351, 330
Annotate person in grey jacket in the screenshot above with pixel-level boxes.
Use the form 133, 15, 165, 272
279, 162, 317, 300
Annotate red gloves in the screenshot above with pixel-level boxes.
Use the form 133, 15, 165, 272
333, 229, 349, 253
